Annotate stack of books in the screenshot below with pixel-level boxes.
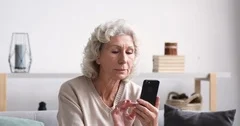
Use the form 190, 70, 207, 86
152, 55, 185, 73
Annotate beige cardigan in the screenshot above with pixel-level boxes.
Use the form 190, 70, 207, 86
57, 76, 142, 126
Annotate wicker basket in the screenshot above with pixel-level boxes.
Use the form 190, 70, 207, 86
166, 92, 202, 111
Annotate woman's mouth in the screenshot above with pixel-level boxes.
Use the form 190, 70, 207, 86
115, 69, 126, 71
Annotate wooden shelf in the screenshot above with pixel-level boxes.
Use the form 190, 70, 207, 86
7, 73, 81, 78
0, 72, 231, 112
5, 72, 231, 79
135, 72, 230, 80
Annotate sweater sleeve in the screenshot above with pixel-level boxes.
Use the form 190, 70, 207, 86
57, 83, 84, 126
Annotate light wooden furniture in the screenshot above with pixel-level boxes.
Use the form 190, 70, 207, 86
0, 73, 6, 111
0, 72, 230, 112
195, 73, 217, 111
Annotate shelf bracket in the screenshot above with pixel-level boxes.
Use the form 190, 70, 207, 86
194, 73, 217, 111
0, 73, 6, 111
209, 73, 217, 111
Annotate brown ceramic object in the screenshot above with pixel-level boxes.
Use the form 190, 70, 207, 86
164, 42, 177, 55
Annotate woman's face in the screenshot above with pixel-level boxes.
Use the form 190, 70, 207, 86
98, 35, 135, 80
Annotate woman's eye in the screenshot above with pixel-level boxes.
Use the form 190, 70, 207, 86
112, 51, 119, 54
126, 52, 131, 54
126, 50, 133, 54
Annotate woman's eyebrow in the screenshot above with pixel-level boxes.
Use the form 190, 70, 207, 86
108, 45, 134, 49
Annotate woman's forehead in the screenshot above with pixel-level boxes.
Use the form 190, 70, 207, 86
108, 35, 134, 46
105, 42, 135, 49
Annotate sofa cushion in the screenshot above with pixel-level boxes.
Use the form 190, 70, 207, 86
0, 116, 44, 126
35, 111, 58, 126
0, 111, 58, 126
164, 104, 236, 126
0, 110, 163, 126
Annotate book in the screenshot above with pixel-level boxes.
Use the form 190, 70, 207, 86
153, 55, 185, 60
152, 55, 185, 72
152, 69, 184, 73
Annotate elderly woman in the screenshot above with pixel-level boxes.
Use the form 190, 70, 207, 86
57, 19, 160, 126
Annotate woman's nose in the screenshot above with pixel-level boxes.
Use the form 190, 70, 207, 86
118, 53, 127, 64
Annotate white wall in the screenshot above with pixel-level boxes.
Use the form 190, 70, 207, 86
0, 0, 239, 125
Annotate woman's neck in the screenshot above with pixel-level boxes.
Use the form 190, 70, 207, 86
93, 76, 121, 107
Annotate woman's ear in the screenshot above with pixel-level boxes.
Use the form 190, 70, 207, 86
96, 58, 100, 65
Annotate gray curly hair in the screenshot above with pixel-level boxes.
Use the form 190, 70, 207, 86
81, 19, 139, 80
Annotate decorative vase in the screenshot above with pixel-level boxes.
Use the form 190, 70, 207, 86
8, 33, 32, 73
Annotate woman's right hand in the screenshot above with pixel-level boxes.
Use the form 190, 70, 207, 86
133, 97, 160, 126
111, 100, 137, 126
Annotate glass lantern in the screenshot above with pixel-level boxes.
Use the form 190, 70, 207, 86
8, 33, 32, 73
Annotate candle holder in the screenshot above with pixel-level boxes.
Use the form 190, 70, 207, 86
8, 33, 32, 73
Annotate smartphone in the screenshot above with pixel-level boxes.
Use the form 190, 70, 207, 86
140, 80, 160, 106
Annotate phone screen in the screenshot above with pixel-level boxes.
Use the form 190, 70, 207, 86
140, 80, 160, 106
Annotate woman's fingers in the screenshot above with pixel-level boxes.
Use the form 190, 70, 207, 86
134, 107, 151, 122
112, 106, 120, 115
136, 103, 155, 120
114, 100, 137, 116
115, 100, 128, 108
127, 110, 136, 120
134, 98, 160, 125
155, 97, 160, 109
113, 100, 137, 121
135, 111, 147, 123
116, 100, 136, 110
112, 100, 137, 126
137, 99, 158, 113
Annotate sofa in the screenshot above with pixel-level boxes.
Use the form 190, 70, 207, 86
0, 110, 58, 126
0, 110, 164, 126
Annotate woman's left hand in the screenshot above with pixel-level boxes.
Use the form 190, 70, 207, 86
111, 100, 137, 126
133, 97, 160, 126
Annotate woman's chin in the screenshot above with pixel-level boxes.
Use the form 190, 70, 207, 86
114, 74, 128, 80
